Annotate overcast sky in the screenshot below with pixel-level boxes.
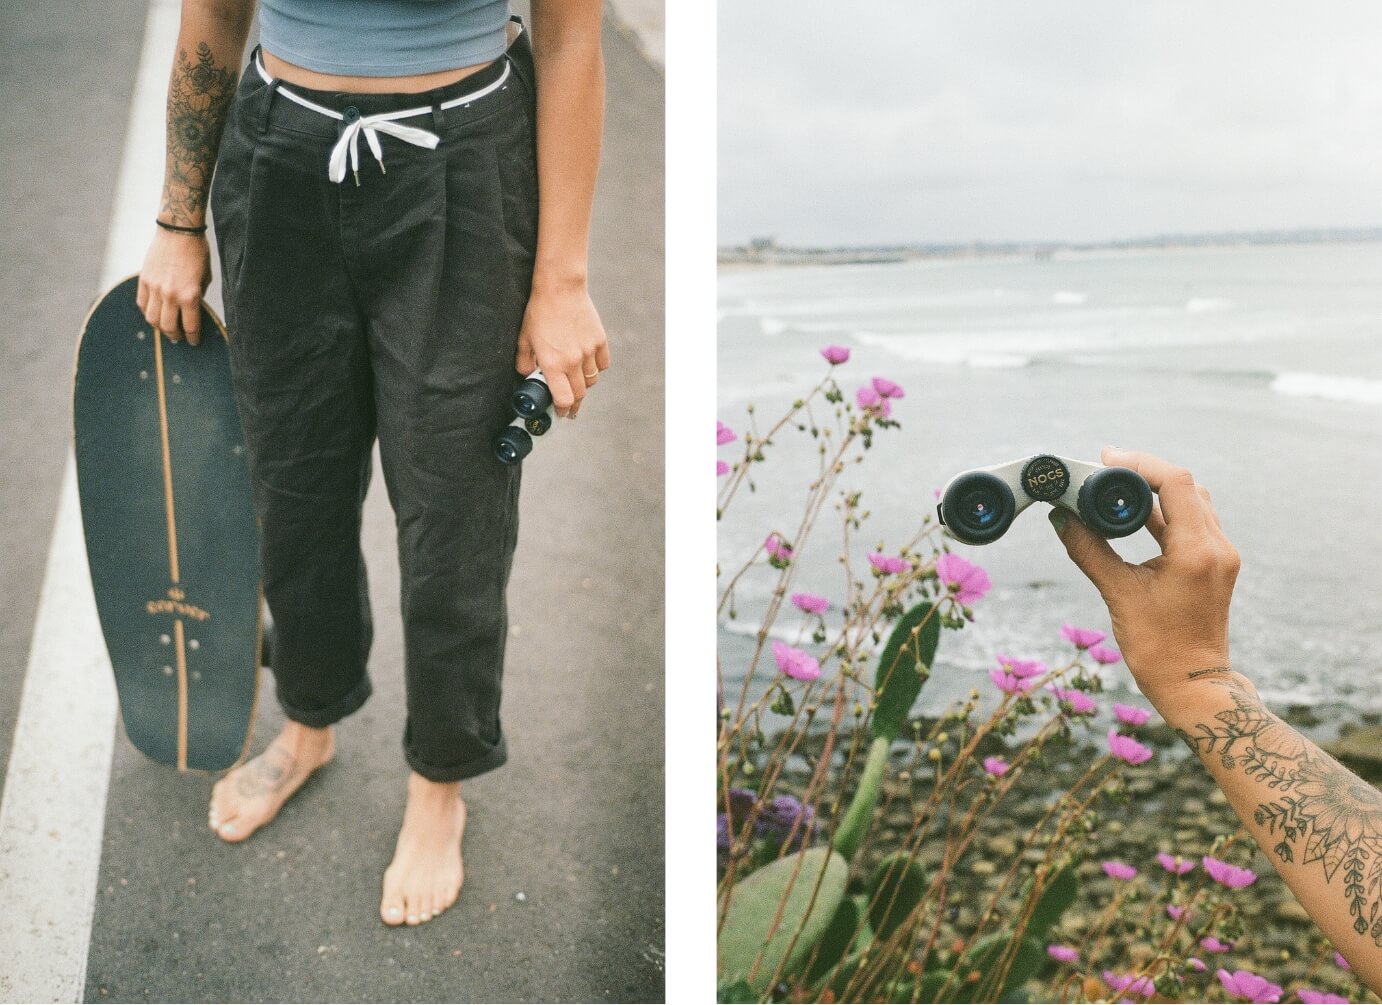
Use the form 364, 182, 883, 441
718, 2, 1382, 245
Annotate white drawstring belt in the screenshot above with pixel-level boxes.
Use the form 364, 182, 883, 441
254, 51, 512, 185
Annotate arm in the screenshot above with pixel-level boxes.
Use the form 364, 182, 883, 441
515, 0, 612, 418
136, 0, 255, 345
1050, 446, 1382, 992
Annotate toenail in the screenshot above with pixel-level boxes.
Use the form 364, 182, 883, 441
221, 824, 236, 836
420, 912, 431, 921
406, 914, 417, 924
387, 908, 402, 918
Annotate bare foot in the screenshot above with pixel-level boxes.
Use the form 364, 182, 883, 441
380, 772, 467, 926
208, 721, 334, 842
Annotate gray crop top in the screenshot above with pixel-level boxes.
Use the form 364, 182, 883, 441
258, 0, 511, 76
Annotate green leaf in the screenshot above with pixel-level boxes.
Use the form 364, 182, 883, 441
716, 978, 757, 1003
957, 933, 1045, 1002
918, 968, 956, 1003
866, 853, 928, 940
718, 847, 849, 994
1027, 865, 1078, 938
770, 687, 795, 717
803, 895, 861, 984
871, 602, 940, 742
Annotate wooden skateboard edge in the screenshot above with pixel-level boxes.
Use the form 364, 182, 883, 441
74, 274, 259, 776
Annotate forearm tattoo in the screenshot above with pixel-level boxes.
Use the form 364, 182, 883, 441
1178, 678, 1382, 943
161, 42, 237, 225
1187, 666, 1233, 680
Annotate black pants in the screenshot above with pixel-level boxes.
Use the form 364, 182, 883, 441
209, 26, 537, 782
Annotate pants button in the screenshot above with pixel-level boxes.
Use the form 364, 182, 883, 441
343, 105, 361, 122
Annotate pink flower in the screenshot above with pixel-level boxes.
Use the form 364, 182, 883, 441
1108, 729, 1153, 765
1090, 644, 1123, 664
717, 421, 736, 446
1051, 686, 1097, 715
1103, 860, 1138, 881
1188, 957, 1207, 972
1334, 951, 1352, 972
820, 344, 851, 365
1103, 972, 1156, 998
983, 756, 1009, 777
1200, 937, 1233, 954
936, 553, 991, 604
867, 552, 910, 575
1166, 904, 1189, 921
854, 385, 893, 418
871, 376, 905, 399
1203, 856, 1257, 890
717, 460, 730, 477
996, 654, 1046, 678
1062, 624, 1107, 649
1047, 944, 1079, 964
1115, 704, 1152, 727
790, 592, 830, 615
990, 668, 1039, 696
1217, 968, 1283, 1003
1157, 852, 1195, 875
1298, 990, 1348, 1004
772, 640, 821, 682
764, 534, 794, 563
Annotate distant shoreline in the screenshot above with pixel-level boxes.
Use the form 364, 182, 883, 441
718, 228, 1382, 268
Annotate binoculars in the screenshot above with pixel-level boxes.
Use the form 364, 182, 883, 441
938, 454, 1153, 545
493, 371, 555, 465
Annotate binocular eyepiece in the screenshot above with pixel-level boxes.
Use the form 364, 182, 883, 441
492, 371, 555, 465
938, 454, 1153, 545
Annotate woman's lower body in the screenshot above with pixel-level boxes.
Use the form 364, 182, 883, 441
204, 26, 538, 925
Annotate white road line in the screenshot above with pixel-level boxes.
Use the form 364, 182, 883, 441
0, 1, 178, 1000
607, 0, 665, 68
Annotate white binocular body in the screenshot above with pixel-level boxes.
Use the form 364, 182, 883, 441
938, 454, 1153, 545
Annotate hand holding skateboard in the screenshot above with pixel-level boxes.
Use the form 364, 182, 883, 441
136, 226, 212, 345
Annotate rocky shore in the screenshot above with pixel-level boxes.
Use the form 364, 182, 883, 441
777, 710, 1381, 1003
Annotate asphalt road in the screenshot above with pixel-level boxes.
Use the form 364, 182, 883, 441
0, 3, 665, 1002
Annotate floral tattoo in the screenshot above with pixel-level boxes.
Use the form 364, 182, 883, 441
161, 42, 236, 226
1178, 679, 1382, 943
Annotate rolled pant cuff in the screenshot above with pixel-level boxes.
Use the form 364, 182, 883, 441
406, 735, 507, 782
279, 673, 373, 728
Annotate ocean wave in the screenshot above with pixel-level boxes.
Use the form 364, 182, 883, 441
760, 316, 788, 336
719, 617, 882, 654
1270, 371, 1382, 405
969, 353, 1032, 369
853, 329, 1064, 367
1052, 290, 1088, 305
1186, 296, 1234, 313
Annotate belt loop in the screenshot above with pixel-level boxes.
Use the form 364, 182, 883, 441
257, 81, 280, 136
253, 47, 281, 137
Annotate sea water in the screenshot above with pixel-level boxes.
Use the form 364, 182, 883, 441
717, 242, 1382, 734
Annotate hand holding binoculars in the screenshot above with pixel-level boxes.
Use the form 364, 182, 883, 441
493, 371, 555, 465
938, 454, 1153, 545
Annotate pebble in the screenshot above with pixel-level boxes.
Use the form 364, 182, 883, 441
1274, 898, 1311, 924
987, 836, 1018, 858
515, 891, 527, 902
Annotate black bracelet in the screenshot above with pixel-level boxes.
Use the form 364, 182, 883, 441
156, 218, 208, 235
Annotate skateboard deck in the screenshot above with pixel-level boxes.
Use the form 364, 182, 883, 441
73, 275, 261, 772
